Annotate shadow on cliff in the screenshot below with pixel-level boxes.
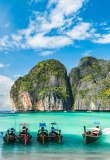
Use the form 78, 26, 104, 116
67, 76, 74, 110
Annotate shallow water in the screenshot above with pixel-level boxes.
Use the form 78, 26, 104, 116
0, 111, 110, 160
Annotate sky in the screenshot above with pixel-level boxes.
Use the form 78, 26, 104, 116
0, 0, 110, 110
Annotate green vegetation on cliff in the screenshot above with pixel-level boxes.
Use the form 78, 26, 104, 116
10, 56, 110, 111
70, 56, 110, 110
10, 59, 71, 111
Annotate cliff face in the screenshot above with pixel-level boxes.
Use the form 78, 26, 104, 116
69, 56, 110, 110
10, 59, 71, 111
10, 56, 110, 111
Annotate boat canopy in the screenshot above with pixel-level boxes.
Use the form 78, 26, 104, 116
39, 123, 46, 127
20, 123, 29, 126
93, 121, 100, 125
51, 122, 57, 125
50, 122, 58, 131
88, 128, 100, 131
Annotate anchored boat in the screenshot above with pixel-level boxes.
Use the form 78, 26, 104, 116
49, 122, 63, 143
82, 121, 102, 144
17, 123, 32, 145
3, 128, 16, 144
37, 122, 49, 144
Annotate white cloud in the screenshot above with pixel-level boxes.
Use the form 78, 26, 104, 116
0, 75, 14, 110
100, 22, 107, 26
104, 27, 110, 31
46, 0, 86, 32
40, 51, 53, 56
11, 34, 22, 42
48, 0, 85, 15
0, 0, 93, 51
77, 17, 83, 21
66, 22, 92, 40
0, 36, 9, 47
0, 64, 4, 68
93, 33, 110, 44
27, 34, 72, 49
0, 63, 10, 68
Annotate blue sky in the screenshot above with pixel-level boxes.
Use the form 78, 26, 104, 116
0, 0, 110, 110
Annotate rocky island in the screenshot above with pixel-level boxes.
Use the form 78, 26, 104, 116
10, 59, 72, 111
69, 56, 110, 111
10, 56, 110, 111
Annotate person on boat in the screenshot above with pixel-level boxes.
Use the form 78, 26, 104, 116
10, 128, 15, 135
20, 126, 27, 134
50, 127, 59, 136
40, 127, 48, 136
51, 127, 54, 131
96, 126, 99, 128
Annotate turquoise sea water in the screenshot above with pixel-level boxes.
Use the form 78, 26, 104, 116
0, 111, 110, 160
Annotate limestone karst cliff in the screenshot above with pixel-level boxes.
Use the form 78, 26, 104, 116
10, 59, 72, 111
10, 56, 110, 111
69, 56, 110, 110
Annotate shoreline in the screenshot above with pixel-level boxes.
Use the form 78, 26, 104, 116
8, 109, 110, 113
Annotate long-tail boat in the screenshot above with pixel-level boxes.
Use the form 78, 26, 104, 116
82, 121, 102, 144
49, 122, 63, 143
3, 128, 16, 144
17, 123, 32, 145
37, 122, 49, 144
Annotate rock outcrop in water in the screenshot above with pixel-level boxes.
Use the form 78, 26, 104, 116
69, 56, 110, 110
10, 56, 110, 111
10, 59, 72, 111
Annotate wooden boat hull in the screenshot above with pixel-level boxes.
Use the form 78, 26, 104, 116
17, 134, 32, 145
37, 133, 49, 144
49, 132, 63, 143
82, 134, 101, 144
3, 135, 16, 143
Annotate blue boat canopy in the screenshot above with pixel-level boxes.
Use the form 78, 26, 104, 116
39, 123, 46, 127
93, 121, 100, 125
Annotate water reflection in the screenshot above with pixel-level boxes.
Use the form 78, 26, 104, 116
1, 133, 110, 160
